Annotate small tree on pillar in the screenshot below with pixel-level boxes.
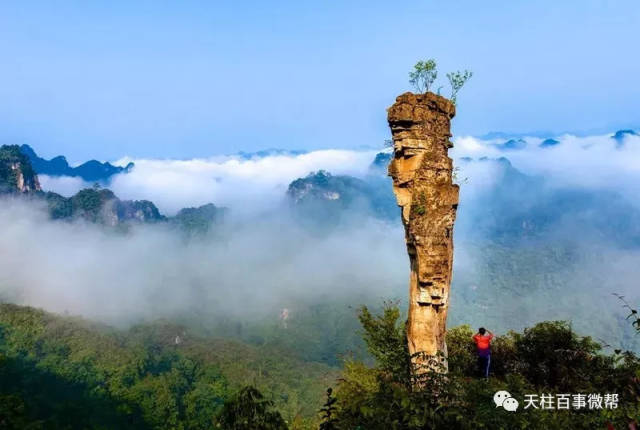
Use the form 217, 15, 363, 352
446, 70, 473, 104
409, 59, 438, 93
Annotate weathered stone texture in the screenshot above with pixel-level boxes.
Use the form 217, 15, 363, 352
387, 92, 459, 371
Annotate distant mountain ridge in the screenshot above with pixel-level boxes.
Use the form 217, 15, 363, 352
493, 138, 527, 151
3, 144, 640, 356
482, 129, 638, 152
287, 170, 397, 225
20, 144, 134, 182
284, 152, 640, 248
1, 144, 225, 232
43, 187, 165, 225
236, 148, 307, 159
5, 141, 640, 245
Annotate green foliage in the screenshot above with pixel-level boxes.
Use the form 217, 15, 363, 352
287, 170, 397, 226
44, 187, 165, 224
71, 188, 112, 222
410, 191, 428, 217
409, 59, 438, 93
217, 386, 288, 430
0, 304, 337, 429
0, 146, 21, 191
1, 297, 638, 429
0, 393, 43, 430
172, 203, 225, 236
445, 325, 476, 375
452, 166, 468, 185
0, 145, 37, 193
446, 70, 473, 105
407, 61, 473, 104
44, 191, 73, 219
333, 304, 640, 429
0, 309, 151, 429
357, 303, 410, 384
318, 388, 338, 430
511, 321, 602, 390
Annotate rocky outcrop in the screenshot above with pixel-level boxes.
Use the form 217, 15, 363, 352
171, 203, 227, 235
69, 188, 165, 225
286, 170, 397, 225
12, 162, 41, 192
0, 145, 41, 193
387, 92, 459, 372
2, 145, 230, 231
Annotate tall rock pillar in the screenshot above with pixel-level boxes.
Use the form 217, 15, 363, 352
387, 92, 459, 372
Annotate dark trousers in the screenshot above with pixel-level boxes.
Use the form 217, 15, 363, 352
477, 355, 490, 378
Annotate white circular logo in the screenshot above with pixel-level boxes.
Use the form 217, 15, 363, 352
494, 391, 518, 412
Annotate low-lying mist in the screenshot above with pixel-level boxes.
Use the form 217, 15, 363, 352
3, 130, 640, 358
0, 198, 407, 326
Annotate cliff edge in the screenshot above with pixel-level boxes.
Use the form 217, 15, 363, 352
0, 145, 41, 193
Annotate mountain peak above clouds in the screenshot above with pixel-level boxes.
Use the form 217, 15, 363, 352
20, 144, 134, 182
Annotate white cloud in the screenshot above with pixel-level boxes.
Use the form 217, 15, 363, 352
3, 134, 640, 346
35, 132, 640, 215
0, 199, 406, 324
108, 150, 377, 215
451, 132, 640, 199
38, 175, 88, 197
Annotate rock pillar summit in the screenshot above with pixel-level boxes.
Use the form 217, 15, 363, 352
387, 92, 459, 372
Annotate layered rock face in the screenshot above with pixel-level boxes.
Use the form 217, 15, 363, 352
0, 145, 41, 193
69, 188, 165, 225
12, 162, 41, 192
387, 92, 459, 371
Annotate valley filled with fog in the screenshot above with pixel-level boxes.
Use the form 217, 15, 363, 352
2, 131, 640, 359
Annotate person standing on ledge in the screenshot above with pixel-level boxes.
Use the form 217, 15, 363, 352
472, 327, 494, 378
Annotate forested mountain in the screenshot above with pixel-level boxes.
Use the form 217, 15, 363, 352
287, 170, 396, 225
0, 145, 40, 193
1, 144, 226, 231
1, 302, 638, 429
0, 304, 335, 429
1, 144, 640, 428
287, 153, 640, 248
283, 153, 640, 353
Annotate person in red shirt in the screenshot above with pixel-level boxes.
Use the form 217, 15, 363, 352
472, 327, 494, 379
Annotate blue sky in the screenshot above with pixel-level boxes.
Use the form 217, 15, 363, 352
1, 0, 639, 161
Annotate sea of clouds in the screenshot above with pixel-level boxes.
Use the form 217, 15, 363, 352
38, 132, 640, 217
3, 131, 639, 351
40, 149, 379, 215
453, 133, 640, 196
0, 198, 407, 324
